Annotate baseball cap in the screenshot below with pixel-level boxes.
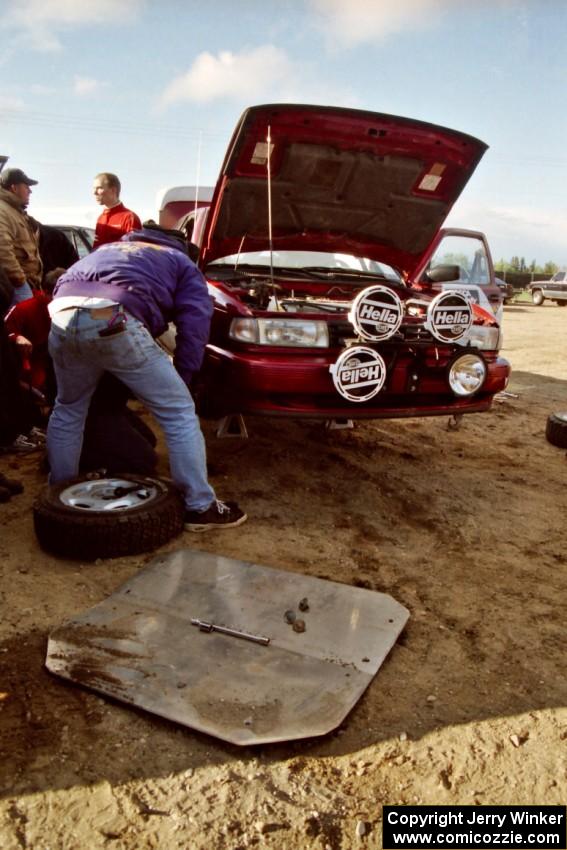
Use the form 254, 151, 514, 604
0, 168, 38, 189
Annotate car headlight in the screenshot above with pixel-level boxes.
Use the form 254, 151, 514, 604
467, 325, 502, 351
448, 353, 487, 397
229, 318, 329, 347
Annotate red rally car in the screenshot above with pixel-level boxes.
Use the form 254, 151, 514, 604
189, 103, 510, 420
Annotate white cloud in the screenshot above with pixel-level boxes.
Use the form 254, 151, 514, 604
447, 202, 567, 266
160, 46, 295, 106
7, 0, 145, 26
73, 76, 103, 96
3, 0, 146, 51
0, 95, 26, 111
159, 44, 360, 109
309, 0, 513, 48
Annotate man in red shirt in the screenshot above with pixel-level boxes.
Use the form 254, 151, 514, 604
93, 172, 141, 248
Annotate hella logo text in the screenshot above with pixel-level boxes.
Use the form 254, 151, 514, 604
340, 364, 383, 385
359, 304, 399, 324
433, 309, 470, 325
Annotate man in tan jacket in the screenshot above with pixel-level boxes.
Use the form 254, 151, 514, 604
0, 168, 43, 304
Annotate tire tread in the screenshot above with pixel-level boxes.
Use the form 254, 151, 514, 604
545, 413, 567, 449
33, 475, 185, 560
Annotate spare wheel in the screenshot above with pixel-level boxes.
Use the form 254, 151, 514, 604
545, 412, 567, 449
33, 473, 185, 560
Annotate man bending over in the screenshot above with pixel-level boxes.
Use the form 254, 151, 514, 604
46, 223, 246, 532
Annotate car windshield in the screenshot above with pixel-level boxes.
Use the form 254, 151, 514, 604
208, 250, 401, 282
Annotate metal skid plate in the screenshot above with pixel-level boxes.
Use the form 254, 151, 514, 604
46, 550, 409, 745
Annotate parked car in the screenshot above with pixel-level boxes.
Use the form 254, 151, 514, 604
527, 272, 567, 306
156, 185, 213, 229
36, 222, 81, 275
182, 104, 510, 421
53, 225, 95, 259
495, 277, 514, 303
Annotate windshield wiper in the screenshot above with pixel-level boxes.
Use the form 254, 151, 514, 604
206, 263, 325, 280
206, 262, 405, 285
300, 266, 402, 282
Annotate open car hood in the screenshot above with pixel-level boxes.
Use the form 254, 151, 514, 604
199, 104, 487, 277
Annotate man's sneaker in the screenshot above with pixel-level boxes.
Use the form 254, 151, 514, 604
29, 427, 47, 445
184, 499, 247, 532
0, 434, 40, 454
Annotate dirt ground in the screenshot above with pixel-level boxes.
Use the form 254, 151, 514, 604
0, 302, 565, 850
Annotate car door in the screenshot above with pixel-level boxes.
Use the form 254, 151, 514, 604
413, 228, 503, 322
548, 271, 566, 299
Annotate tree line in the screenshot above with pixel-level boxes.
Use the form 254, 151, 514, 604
495, 257, 559, 275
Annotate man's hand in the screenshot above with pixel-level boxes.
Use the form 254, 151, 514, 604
13, 335, 33, 357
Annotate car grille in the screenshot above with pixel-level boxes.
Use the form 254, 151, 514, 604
328, 320, 435, 347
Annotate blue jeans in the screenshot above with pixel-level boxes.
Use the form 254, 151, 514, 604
47, 308, 216, 511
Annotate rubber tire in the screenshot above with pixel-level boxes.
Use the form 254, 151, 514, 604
555, 301, 567, 307
33, 474, 185, 560
532, 289, 544, 306
545, 412, 567, 449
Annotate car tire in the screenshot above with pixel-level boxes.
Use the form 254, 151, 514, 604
531, 289, 544, 306
555, 301, 567, 307
33, 473, 185, 560
545, 412, 567, 449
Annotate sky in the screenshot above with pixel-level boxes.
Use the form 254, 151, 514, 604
1, 0, 567, 267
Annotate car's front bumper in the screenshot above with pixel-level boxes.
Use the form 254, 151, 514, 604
199, 344, 510, 419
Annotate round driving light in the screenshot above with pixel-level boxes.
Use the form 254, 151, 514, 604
425, 290, 473, 343
330, 346, 387, 402
349, 285, 403, 341
448, 353, 487, 397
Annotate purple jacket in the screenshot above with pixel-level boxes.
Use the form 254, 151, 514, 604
52, 228, 213, 383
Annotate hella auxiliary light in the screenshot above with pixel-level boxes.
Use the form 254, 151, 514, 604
425, 290, 473, 344
330, 346, 387, 402
448, 353, 487, 397
229, 317, 329, 347
348, 285, 403, 341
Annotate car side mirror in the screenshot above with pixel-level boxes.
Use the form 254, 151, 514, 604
425, 264, 461, 283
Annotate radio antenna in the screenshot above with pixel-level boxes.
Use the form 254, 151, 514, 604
267, 124, 275, 291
